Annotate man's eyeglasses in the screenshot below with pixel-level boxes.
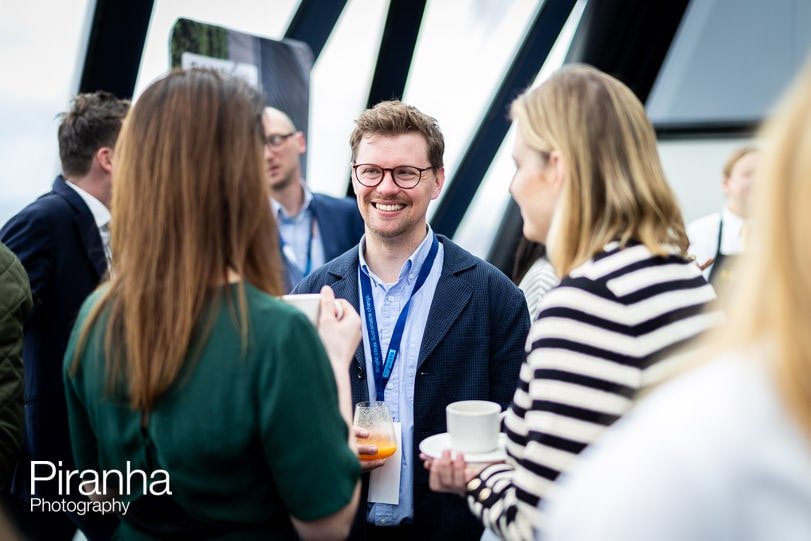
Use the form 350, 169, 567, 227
352, 163, 435, 189
262, 132, 296, 148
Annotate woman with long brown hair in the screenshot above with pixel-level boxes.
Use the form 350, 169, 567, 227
64, 69, 361, 540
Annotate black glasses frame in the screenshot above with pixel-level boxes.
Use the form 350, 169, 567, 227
262, 132, 296, 148
352, 163, 435, 189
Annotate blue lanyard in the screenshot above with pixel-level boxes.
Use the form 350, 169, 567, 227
360, 235, 439, 401
278, 212, 316, 277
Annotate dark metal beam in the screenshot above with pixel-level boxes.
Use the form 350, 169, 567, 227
565, 0, 690, 102
366, 0, 428, 107
284, 0, 348, 61
431, 0, 577, 239
654, 120, 759, 140
79, 0, 155, 99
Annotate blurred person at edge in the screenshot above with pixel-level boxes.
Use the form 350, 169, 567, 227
0, 90, 128, 541
687, 145, 759, 288
542, 56, 811, 541
262, 107, 363, 291
0, 243, 31, 487
64, 68, 361, 541
423, 65, 723, 541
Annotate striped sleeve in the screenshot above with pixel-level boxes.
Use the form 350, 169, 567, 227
518, 257, 559, 320
466, 244, 723, 541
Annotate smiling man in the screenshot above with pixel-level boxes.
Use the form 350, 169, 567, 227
293, 100, 528, 541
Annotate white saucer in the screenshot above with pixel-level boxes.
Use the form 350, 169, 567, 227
419, 433, 507, 463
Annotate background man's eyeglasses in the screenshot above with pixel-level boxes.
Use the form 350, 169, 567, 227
263, 132, 295, 148
352, 164, 435, 189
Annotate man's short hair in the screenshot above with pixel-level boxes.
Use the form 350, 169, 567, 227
57, 91, 130, 177
350, 100, 444, 168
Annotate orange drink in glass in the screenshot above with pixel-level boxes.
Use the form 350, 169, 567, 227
354, 401, 398, 461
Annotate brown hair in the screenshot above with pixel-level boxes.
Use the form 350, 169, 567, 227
722, 145, 758, 177
349, 100, 444, 168
57, 91, 130, 177
511, 65, 688, 277
72, 68, 283, 411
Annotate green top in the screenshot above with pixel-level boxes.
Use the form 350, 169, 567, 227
64, 283, 359, 540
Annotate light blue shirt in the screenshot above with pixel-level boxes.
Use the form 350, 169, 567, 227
271, 184, 325, 277
358, 227, 444, 526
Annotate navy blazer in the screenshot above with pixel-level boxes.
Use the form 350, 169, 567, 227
293, 235, 529, 541
281, 192, 364, 291
0, 176, 106, 479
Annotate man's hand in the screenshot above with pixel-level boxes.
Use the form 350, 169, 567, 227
355, 426, 387, 471
697, 257, 715, 271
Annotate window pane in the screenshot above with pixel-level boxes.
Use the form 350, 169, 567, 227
402, 0, 543, 219
647, 0, 811, 125
453, 0, 587, 258
307, 0, 390, 196
0, 1, 94, 224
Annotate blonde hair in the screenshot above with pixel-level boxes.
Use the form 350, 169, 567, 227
72, 69, 283, 411
717, 58, 811, 435
511, 65, 688, 277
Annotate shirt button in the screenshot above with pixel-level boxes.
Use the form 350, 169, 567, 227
467, 478, 482, 491
478, 488, 492, 502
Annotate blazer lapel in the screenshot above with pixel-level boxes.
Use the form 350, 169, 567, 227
326, 251, 369, 402
53, 177, 106, 279
417, 238, 474, 370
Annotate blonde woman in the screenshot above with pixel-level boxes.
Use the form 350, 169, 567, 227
63, 69, 361, 540
423, 65, 722, 541
543, 59, 811, 541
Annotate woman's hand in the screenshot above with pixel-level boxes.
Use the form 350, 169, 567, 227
421, 450, 487, 497
317, 285, 361, 370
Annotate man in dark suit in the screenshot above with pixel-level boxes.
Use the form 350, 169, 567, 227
262, 107, 364, 291
0, 91, 128, 540
294, 100, 528, 541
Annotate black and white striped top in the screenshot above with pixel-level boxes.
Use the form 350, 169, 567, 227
466, 242, 723, 541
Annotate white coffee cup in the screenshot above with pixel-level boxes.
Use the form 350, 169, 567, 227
446, 400, 501, 453
281, 294, 321, 326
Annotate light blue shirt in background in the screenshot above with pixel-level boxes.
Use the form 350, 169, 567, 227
358, 227, 444, 526
272, 185, 325, 277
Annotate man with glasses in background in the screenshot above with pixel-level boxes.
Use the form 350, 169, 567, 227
293, 100, 528, 541
262, 107, 363, 291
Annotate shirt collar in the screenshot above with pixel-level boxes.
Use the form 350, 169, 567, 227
271, 183, 313, 220
721, 205, 745, 230
65, 181, 110, 228
359, 226, 436, 287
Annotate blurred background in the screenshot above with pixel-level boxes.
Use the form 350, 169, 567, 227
2, 0, 808, 273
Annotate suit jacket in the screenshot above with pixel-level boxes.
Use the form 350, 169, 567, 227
281, 193, 364, 291
293, 235, 529, 541
0, 176, 107, 487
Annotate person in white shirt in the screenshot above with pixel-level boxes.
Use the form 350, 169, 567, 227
542, 54, 811, 541
687, 146, 759, 286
